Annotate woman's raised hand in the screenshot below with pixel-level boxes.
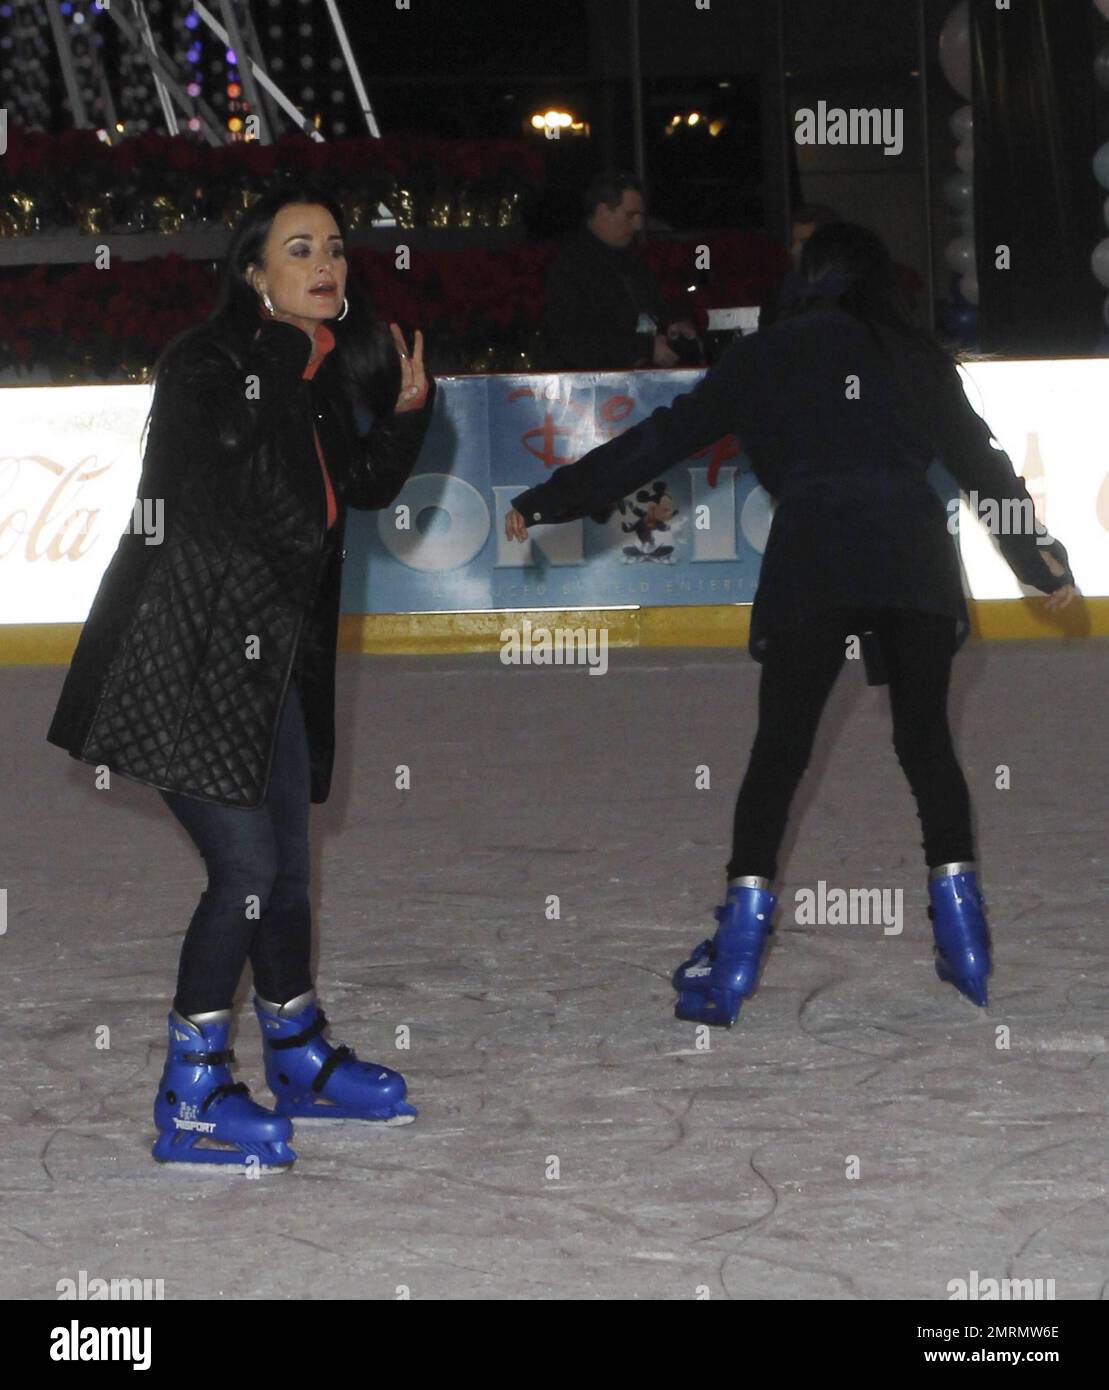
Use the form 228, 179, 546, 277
391, 323, 427, 412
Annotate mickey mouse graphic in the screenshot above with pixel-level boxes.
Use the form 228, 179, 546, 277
618, 479, 683, 562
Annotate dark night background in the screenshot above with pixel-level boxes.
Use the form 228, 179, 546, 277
8, 2, 949, 255
3, 0, 1104, 353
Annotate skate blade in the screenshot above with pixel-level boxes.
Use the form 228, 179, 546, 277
935, 960, 988, 1007
285, 1112, 417, 1126
274, 1101, 418, 1125
152, 1157, 295, 1172
151, 1136, 296, 1170
674, 990, 741, 1028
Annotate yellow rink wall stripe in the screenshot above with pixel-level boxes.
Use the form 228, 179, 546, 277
4, 599, 1106, 664
340, 599, 1107, 653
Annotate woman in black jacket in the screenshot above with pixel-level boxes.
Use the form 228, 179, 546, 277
507, 222, 1076, 1030
46, 184, 436, 1168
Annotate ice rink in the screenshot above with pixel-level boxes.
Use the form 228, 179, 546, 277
3, 636, 1106, 1300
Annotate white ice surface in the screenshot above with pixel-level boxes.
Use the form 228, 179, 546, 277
2, 638, 1107, 1300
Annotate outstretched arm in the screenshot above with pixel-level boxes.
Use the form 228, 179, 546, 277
509, 334, 761, 529
935, 364, 1075, 599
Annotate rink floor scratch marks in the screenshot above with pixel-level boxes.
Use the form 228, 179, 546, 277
721, 1246, 864, 1300
6, 1223, 50, 1250
1003, 1216, 1056, 1287
1002, 1191, 1109, 1286
694, 1143, 780, 1246
638, 1090, 696, 1161
978, 1136, 1096, 1194
38, 1128, 61, 1185
590, 954, 675, 985
277, 1231, 344, 1258
796, 978, 904, 1062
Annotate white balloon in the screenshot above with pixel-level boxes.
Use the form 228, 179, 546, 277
961, 272, 979, 306
955, 137, 974, 173
944, 172, 973, 209
1091, 237, 1109, 289
1095, 142, 1109, 190
945, 236, 976, 274
1097, 47, 1109, 91
949, 104, 973, 143
1095, 0, 1109, 21
938, 1, 972, 101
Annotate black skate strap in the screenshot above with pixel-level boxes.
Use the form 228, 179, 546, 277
266, 1009, 329, 1051
311, 1044, 353, 1094
180, 1047, 236, 1066
199, 1081, 251, 1113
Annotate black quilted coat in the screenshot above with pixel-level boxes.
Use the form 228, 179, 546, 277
46, 317, 436, 807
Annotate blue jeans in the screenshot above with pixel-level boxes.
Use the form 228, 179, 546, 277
159, 680, 314, 1015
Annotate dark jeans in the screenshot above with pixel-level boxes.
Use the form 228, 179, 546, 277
160, 680, 314, 1016
728, 606, 974, 880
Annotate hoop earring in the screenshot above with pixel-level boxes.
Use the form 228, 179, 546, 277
262, 292, 275, 316
336, 296, 349, 321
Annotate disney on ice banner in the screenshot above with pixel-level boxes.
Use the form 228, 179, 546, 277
349, 369, 778, 615
1, 363, 1108, 625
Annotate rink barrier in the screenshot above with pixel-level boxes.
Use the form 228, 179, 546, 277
3, 597, 1104, 664
4, 366, 1106, 636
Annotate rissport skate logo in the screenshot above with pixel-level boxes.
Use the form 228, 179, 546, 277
174, 1100, 216, 1134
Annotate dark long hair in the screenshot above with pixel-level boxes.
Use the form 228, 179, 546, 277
778, 221, 956, 382
142, 180, 400, 448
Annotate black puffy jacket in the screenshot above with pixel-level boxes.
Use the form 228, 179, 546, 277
46, 317, 436, 807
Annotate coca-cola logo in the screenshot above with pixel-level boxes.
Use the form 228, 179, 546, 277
0, 453, 108, 561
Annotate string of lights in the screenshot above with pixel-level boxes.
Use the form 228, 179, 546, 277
0, 0, 355, 141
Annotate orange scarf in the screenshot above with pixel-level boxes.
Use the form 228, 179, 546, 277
301, 322, 337, 529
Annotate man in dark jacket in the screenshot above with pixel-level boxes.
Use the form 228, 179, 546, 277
542, 170, 700, 370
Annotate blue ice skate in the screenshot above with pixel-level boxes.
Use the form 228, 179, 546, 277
672, 877, 778, 1027
152, 1010, 296, 1169
928, 862, 991, 1007
253, 990, 417, 1124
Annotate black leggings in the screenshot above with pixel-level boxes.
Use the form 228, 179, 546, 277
159, 680, 314, 1016
728, 606, 974, 880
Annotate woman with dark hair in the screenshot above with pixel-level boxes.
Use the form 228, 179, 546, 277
46, 183, 436, 1168
507, 221, 1076, 1029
